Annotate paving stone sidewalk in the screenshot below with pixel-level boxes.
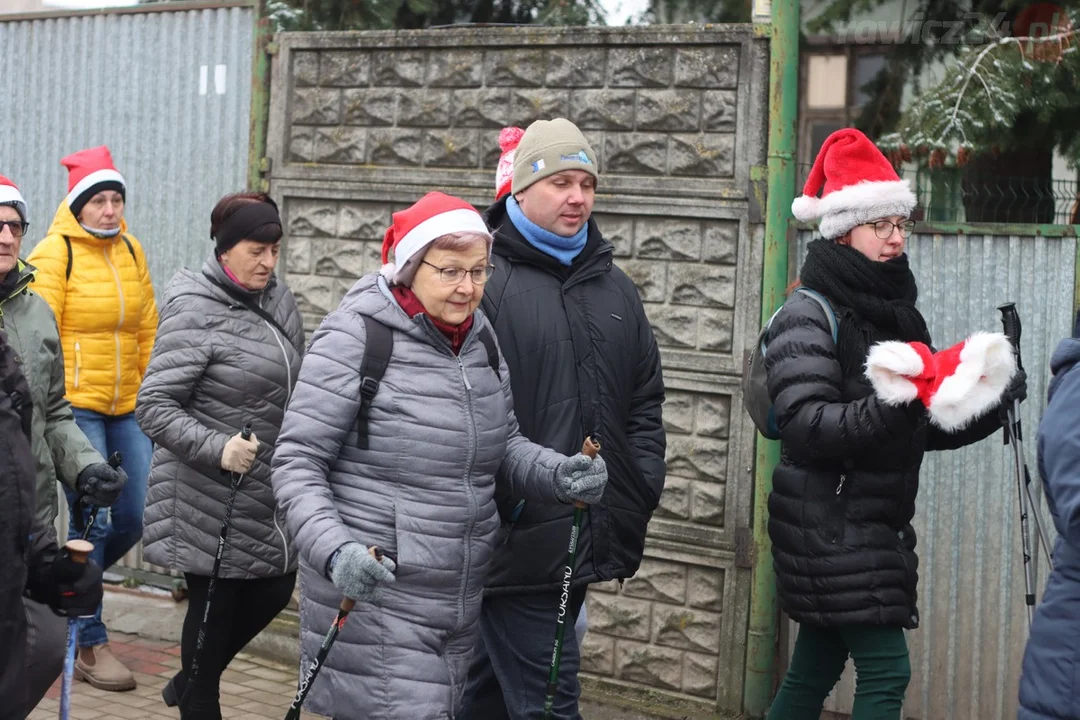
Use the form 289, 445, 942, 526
29, 630, 325, 720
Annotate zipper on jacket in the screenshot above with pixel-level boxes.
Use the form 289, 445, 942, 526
836, 474, 847, 494
103, 246, 125, 414
74, 341, 82, 389
457, 354, 478, 630
262, 318, 294, 405
273, 510, 290, 574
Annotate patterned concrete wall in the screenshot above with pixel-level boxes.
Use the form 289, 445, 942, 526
265, 25, 768, 713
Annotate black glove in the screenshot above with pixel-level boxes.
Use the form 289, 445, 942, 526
998, 367, 1028, 424
75, 462, 128, 507
41, 550, 103, 618
1003, 367, 1028, 405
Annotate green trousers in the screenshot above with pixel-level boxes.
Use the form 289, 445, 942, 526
766, 624, 911, 720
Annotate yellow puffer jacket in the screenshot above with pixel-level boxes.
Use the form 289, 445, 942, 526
26, 202, 158, 416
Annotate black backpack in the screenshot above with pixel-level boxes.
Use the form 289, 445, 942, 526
354, 316, 502, 449
64, 234, 138, 280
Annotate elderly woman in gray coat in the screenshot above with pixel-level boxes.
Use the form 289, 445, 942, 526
271, 192, 607, 720
135, 192, 304, 719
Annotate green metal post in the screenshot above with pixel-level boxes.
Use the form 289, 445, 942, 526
248, 0, 273, 192
743, 0, 800, 717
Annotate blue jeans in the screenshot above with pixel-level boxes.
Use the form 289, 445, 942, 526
64, 409, 151, 649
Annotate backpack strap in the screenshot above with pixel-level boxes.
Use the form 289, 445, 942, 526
477, 327, 502, 382
356, 315, 393, 450
793, 287, 839, 343
121, 234, 137, 265
64, 234, 138, 281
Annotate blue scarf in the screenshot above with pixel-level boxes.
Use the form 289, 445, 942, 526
506, 196, 588, 267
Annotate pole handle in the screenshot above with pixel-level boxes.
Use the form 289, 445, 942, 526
241, 423, 253, 441
575, 435, 602, 509
581, 436, 601, 459
64, 539, 94, 564
998, 302, 1024, 373
107, 451, 123, 469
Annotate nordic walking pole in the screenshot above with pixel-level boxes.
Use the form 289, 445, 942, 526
998, 304, 1055, 563
180, 422, 252, 713
998, 304, 1053, 627
283, 547, 390, 720
78, 452, 123, 541
543, 434, 601, 720
59, 539, 94, 720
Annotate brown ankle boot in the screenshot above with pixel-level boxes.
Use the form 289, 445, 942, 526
74, 643, 137, 691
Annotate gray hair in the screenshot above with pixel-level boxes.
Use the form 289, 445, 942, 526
429, 231, 492, 254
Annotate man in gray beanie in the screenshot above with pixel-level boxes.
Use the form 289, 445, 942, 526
462, 118, 667, 719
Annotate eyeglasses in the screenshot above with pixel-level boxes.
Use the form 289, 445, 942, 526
864, 219, 916, 240
422, 261, 495, 285
0, 221, 29, 239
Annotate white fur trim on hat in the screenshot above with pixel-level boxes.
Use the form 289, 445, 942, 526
865, 341, 925, 405
927, 332, 1016, 431
0, 184, 27, 220
391, 208, 492, 273
791, 194, 820, 222
65, 168, 126, 209
816, 179, 917, 240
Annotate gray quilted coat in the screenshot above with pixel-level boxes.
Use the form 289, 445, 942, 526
271, 274, 567, 720
136, 255, 304, 579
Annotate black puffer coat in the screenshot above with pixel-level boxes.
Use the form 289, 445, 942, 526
764, 291, 1000, 628
480, 198, 667, 593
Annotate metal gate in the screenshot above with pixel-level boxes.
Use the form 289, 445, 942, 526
0, 0, 256, 576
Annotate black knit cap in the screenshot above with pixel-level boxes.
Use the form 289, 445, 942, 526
212, 201, 282, 255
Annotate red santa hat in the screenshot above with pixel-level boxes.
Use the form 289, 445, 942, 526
792, 128, 917, 240
380, 192, 492, 286
0, 175, 28, 222
61, 146, 126, 218
495, 126, 524, 201
865, 332, 1017, 431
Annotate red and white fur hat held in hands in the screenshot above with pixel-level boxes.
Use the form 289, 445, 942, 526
865, 332, 1017, 431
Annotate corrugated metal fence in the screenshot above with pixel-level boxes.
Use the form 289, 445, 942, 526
0, 1, 255, 575
789, 229, 1074, 720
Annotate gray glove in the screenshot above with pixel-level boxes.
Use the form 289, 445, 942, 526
553, 453, 608, 505
329, 542, 396, 603
75, 462, 128, 507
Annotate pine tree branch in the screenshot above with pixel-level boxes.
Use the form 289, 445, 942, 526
881, 14, 1080, 165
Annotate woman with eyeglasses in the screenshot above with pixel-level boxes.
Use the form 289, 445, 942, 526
271, 192, 608, 720
0, 174, 122, 717
762, 129, 1024, 719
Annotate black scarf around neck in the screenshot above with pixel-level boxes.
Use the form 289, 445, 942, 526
799, 238, 932, 375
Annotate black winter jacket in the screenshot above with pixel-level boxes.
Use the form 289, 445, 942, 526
765, 291, 1000, 628
480, 198, 666, 593
0, 328, 59, 719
